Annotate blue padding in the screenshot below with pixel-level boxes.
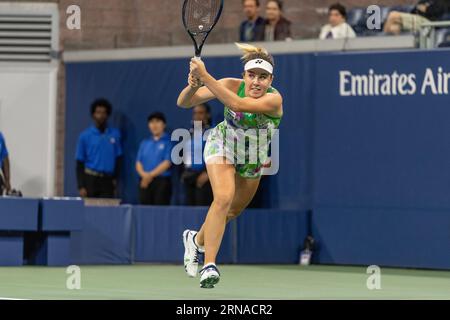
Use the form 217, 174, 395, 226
0, 198, 39, 231
46, 234, 71, 266
35, 233, 71, 266
71, 205, 133, 264
134, 206, 234, 263
312, 207, 450, 269
236, 210, 308, 264
0, 232, 23, 266
40, 198, 84, 231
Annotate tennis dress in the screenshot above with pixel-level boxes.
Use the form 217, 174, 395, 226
203, 81, 282, 178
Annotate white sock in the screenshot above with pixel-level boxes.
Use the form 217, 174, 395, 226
203, 262, 216, 268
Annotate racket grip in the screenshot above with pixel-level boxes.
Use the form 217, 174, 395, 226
193, 56, 202, 61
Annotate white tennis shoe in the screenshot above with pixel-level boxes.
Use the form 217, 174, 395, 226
183, 229, 204, 277
199, 263, 220, 289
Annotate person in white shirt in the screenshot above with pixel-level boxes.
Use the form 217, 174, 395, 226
319, 3, 356, 40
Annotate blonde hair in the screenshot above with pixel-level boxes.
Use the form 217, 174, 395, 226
235, 42, 274, 66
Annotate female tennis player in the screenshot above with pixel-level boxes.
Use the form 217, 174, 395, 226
177, 43, 283, 288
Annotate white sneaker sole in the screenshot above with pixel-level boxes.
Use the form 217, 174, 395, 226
200, 274, 220, 289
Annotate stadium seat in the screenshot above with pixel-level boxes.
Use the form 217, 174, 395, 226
436, 28, 450, 47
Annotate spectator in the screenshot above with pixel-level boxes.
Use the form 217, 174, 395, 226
0, 132, 11, 195
181, 104, 213, 206
239, 0, 265, 42
136, 112, 173, 205
264, 0, 292, 41
76, 98, 123, 198
319, 3, 356, 39
384, 0, 449, 35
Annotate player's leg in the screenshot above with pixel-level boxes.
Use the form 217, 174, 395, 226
202, 158, 236, 264
183, 157, 235, 281
197, 157, 235, 288
226, 175, 261, 222
196, 174, 261, 246
197, 171, 260, 288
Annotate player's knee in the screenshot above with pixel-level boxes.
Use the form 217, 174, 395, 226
213, 193, 234, 211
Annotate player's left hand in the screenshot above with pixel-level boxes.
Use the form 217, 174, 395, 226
190, 58, 208, 80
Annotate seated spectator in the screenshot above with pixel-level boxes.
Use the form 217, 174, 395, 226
181, 104, 213, 206
264, 0, 292, 41
0, 132, 11, 195
319, 3, 356, 39
240, 0, 265, 42
136, 112, 173, 205
384, 0, 449, 35
76, 99, 123, 199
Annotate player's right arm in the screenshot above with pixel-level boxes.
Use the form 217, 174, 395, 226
177, 76, 239, 108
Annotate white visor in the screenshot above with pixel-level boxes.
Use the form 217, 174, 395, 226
244, 59, 273, 75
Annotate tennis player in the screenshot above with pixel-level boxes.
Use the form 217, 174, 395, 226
177, 43, 283, 288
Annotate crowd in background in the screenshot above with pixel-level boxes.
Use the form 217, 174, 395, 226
240, 0, 450, 42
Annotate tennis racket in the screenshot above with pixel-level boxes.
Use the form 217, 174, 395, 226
182, 0, 224, 59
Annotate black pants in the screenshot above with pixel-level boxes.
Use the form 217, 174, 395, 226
85, 174, 115, 198
139, 177, 172, 205
182, 170, 213, 206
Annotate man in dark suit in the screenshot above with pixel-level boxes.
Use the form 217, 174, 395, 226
239, 0, 265, 42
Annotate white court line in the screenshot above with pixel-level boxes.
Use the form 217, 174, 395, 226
0, 297, 30, 300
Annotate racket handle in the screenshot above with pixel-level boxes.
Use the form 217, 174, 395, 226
193, 56, 202, 61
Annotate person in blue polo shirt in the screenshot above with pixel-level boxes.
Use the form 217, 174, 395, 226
0, 132, 11, 195
76, 98, 123, 198
136, 112, 173, 205
181, 103, 213, 206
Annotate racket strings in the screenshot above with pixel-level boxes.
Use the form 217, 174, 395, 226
185, 0, 221, 34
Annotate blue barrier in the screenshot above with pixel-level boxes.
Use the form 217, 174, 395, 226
309, 49, 450, 270
0, 198, 39, 266
1, 198, 449, 269
0, 198, 39, 231
71, 205, 133, 265
32, 199, 84, 266
134, 206, 234, 263
0, 232, 25, 266
236, 209, 308, 264
312, 207, 450, 270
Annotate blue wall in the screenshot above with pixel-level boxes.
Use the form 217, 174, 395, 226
310, 49, 450, 267
69, 205, 308, 265
313, 50, 450, 209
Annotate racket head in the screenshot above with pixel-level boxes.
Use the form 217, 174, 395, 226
182, 0, 224, 57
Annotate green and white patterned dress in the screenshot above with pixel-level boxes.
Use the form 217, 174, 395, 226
204, 81, 282, 178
